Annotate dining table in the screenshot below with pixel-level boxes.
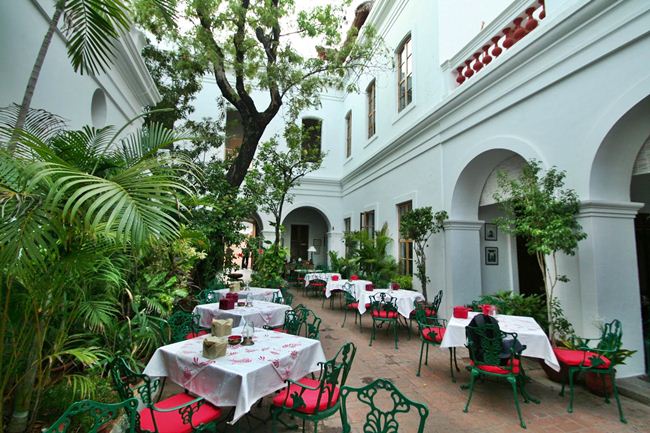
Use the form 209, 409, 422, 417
303, 272, 341, 285
439, 311, 560, 371
324, 279, 373, 299
211, 287, 282, 303
143, 327, 326, 423
356, 288, 425, 318
192, 300, 291, 329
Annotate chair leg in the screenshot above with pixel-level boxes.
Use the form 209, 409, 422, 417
463, 369, 479, 413
600, 373, 610, 403
341, 308, 347, 328
417, 341, 425, 376
508, 376, 526, 429
393, 320, 398, 350
567, 367, 576, 413
610, 371, 627, 423
369, 320, 375, 346
424, 344, 429, 365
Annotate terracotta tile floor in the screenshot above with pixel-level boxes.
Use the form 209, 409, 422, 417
182, 289, 650, 432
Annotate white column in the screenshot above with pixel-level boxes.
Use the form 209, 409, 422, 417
326, 231, 344, 266
443, 220, 483, 315
576, 201, 644, 377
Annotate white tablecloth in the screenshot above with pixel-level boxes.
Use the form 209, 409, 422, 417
440, 312, 560, 371
304, 273, 341, 286
212, 287, 281, 302
324, 279, 373, 298
193, 301, 291, 328
143, 327, 326, 423
357, 289, 425, 318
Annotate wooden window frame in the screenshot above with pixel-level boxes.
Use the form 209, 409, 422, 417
301, 117, 322, 162
367, 80, 376, 138
397, 35, 413, 112
360, 210, 375, 237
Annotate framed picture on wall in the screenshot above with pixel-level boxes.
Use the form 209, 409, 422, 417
485, 247, 499, 265
485, 223, 498, 241
313, 239, 322, 247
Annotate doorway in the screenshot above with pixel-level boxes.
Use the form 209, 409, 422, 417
635, 213, 650, 375
517, 236, 545, 296
290, 225, 309, 261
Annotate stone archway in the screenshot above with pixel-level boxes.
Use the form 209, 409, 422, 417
281, 206, 332, 269
580, 94, 650, 377
445, 142, 545, 310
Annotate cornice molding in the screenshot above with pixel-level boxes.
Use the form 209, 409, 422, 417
579, 200, 644, 219
444, 220, 484, 231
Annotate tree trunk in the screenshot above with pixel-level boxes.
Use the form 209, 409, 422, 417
226, 123, 265, 188
6, 334, 41, 433
10, 1, 65, 152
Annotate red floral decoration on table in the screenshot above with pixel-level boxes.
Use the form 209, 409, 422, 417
230, 358, 252, 364
290, 350, 298, 360
271, 359, 280, 368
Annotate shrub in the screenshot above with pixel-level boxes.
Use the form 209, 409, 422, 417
392, 275, 413, 290
470, 291, 547, 330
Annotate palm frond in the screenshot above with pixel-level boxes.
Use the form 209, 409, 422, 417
64, 0, 130, 75
0, 105, 67, 147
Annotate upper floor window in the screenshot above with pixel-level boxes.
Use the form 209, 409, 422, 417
301, 118, 322, 161
225, 109, 243, 157
345, 111, 352, 158
397, 36, 413, 111
367, 80, 376, 138
344, 217, 352, 257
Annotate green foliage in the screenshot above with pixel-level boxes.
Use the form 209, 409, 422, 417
245, 126, 323, 245
392, 274, 413, 290
494, 160, 586, 340
134, 0, 387, 187
549, 297, 575, 343
328, 251, 360, 279
399, 207, 447, 302
471, 291, 548, 331
0, 109, 198, 431
250, 241, 289, 288
344, 224, 397, 288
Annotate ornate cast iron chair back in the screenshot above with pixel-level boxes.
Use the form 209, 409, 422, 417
168, 310, 202, 343
196, 289, 219, 304
43, 398, 138, 433
430, 289, 443, 314
466, 324, 516, 369
282, 309, 303, 335
340, 378, 429, 433
369, 292, 398, 315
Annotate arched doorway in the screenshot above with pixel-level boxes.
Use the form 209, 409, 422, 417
586, 93, 650, 376
447, 143, 546, 308
281, 206, 331, 269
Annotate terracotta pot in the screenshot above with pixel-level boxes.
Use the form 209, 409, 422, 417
585, 371, 613, 397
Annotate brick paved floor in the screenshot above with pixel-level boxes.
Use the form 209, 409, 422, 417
177, 288, 650, 433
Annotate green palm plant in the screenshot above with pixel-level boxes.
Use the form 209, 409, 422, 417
344, 224, 398, 287
11, 0, 175, 150
0, 107, 198, 432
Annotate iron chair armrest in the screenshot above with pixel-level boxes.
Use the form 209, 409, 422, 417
148, 395, 205, 413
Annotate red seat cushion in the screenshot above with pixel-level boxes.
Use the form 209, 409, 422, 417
139, 393, 221, 433
272, 378, 339, 414
371, 310, 398, 319
185, 330, 208, 340
471, 359, 521, 375
348, 302, 371, 310
422, 326, 446, 343
553, 348, 612, 369
273, 328, 288, 333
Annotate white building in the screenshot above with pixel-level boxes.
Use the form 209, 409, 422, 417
0, 0, 160, 129
191, 0, 650, 377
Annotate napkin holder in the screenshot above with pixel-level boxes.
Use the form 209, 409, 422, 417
229, 282, 241, 292
225, 292, 239, 302
365, 283, 374, 292
331, 275, 339, 281
211, 318, 233, 337
202, 336, 227, 359
481, 304, 497, 316
219, 298, 235, 310
453, 306, 471, 319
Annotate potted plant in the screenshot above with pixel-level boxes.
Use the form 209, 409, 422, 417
494, 161, 586, 343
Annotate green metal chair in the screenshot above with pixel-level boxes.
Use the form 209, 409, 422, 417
168, 310, 206, 343
273, 308, 303, 334
415, 309, 459, 381
341, 287, 365, 331
368, 293, 400, 350
43, 398, 138, 433
463, 324, 537, 429
553, 319, 627, 423
196, 289, 219, 304
301, 308, 322, 340
409, 289, 443, 331
271, 342, 357, 433
109, 357, 222, 433
306, 279, 327, 298
339, 378, 429, 433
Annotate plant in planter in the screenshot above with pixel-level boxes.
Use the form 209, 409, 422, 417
399, 207, 447, 302
494, 161, 586, 343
